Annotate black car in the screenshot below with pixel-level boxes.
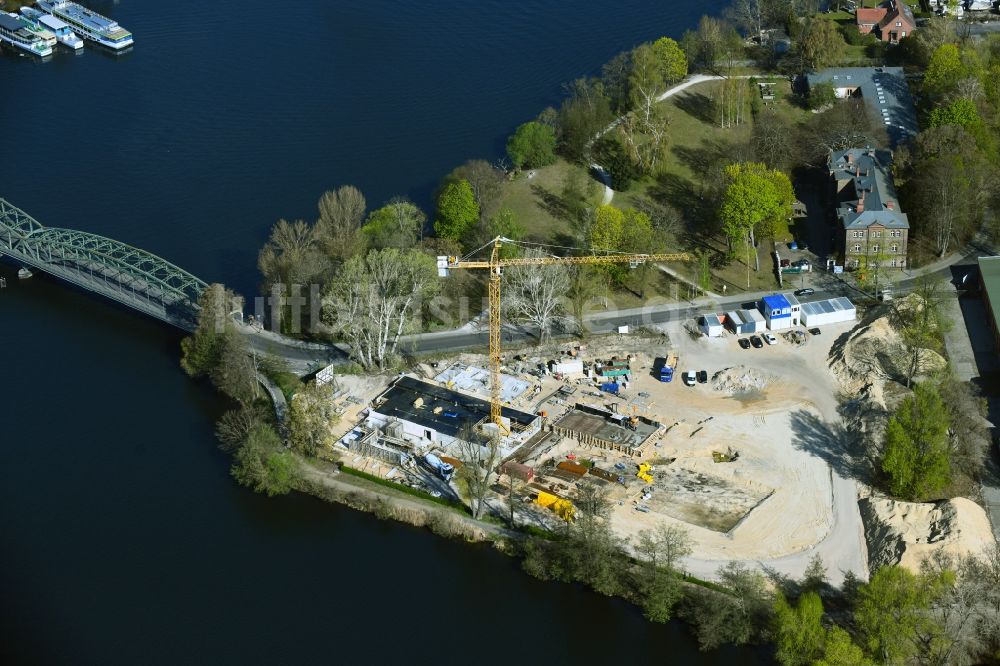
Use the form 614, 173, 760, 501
696, 370, 708, 384
750, 335, 763, 348
738, 338, 751, 349
795, 287, 815, 296
809, 328, 821, 336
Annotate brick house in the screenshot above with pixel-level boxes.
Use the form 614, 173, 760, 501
855, 0, 917, 43
829, 148, 909, 270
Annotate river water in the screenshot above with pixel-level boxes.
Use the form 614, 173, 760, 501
1, 1, 770, 663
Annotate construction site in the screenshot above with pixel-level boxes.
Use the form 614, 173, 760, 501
316, 306, 873, 576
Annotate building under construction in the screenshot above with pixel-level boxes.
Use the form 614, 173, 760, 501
551, 403, 661, 457
366, 376, 542, 450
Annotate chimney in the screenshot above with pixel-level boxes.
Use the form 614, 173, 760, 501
886, 201, 894, 210
857, 191, 865, 213
856, 166, 861, 177
847, 153, 854, 164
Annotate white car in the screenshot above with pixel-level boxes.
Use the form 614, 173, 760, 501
764, 333, 777, 345
683, 371, 697, 386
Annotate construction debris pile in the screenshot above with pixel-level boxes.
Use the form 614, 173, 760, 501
711, 366, 774, 394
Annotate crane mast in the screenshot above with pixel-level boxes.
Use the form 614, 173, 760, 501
443, 237, 690, 435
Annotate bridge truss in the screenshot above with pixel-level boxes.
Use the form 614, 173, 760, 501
0, 198, 208, 330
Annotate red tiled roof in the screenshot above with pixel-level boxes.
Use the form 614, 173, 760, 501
856, 7, 887, 24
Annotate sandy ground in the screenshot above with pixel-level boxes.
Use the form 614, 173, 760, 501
590, 319, 869, 585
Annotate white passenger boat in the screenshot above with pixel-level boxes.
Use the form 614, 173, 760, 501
0, 13, 53, 57
22, 6, 83, 50
9, 11, 56, 48
18, 267, 33, 279
36, 1, 132, 50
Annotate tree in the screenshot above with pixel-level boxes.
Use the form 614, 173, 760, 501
593, 135, 640, 190
808, 81, 836, 110
487, 207, 525, 254
216, 403, 270, 453
588, 205, 657, 289
728, 0, 766, 39
855, 565, 953, 665
180, 283, 236, 377
231, 424, 297, 497
618, 103, 672, 174
881, 382, 952, 500
894, 276, 948, 388
773, 591, 825, 666
258, 218, 327, 291
719, 162, 794, 285
434, 179, 479, 242
929, 97, 984, 133
506, 121, 557, 170
502, 248, 570, 342
322, 249, 439, 369
752, 108, 793, 170
258, 219, 328, 333
684, 561, 772, 650
557, 77, 614, 162
939, 374, 990, 481
816, 627, 873, 666
628, 43, 667, 126
566, 264, 599, 334
315, 185, 367, 263
651, 36, 688, 84
363, 199, 425, 250
450, 160, 505, 216
287, 380, 338, 457
455, 424, 501, 520
601, 49, 634, 113
682, 16, 740, 72
634, 523, 692, 622
209, 328, 260, 407
797, 98, 887, 166
796, 18, 845, 71
923, 43, 964, 99
569, 481, 625, 596
802, 553, 827, 593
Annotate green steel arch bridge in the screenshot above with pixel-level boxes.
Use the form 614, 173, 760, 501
0, 198, 207, 330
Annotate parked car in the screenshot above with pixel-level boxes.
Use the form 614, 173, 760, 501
809, 328, 821, 336
764, 333, 777, 345
795, 287, 815, 296
697, 370, 708, 383
750, 335, 764, 348
683, 371, 697, 386
738, 338, 751, 349
792, 259, 811, 268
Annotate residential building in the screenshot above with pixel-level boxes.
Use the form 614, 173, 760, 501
829, 147, 909, 270
805, 67, 918, 147
855, 0, 917, 43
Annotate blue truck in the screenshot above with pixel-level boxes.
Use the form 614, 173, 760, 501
599, 381, 620, 395
657, 354, 679, 382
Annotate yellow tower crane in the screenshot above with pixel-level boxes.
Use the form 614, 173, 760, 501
440, 237, 690, 435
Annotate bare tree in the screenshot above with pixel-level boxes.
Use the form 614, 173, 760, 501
456, 423, 502, 520
502, 248, 571, 342
322, 249, 438, 369
450, 160, 505, 218
216, 403, 271, 452
316, 185, 367, 263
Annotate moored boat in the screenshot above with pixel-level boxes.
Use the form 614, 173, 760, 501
22, 6, 83, 50
0, 13, 53, 57
36, 1, 132, 50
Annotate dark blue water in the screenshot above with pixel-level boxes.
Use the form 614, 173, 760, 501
1, 1, 769, 663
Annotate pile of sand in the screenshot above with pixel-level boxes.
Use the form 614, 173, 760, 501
860, 496, 995, 573
711, 366, 773, 394
828, 297, 946, 408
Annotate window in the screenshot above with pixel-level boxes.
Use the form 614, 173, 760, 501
890, 244, 898, 253
853, 244, 862, 253
853, 230, 863, 238
872, 231, 881, 238
901, 31, 906, 37
872, 244, 880, 253
896, 21, 901, 26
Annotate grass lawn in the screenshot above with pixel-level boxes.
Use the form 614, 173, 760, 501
493, 159, 604, 245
